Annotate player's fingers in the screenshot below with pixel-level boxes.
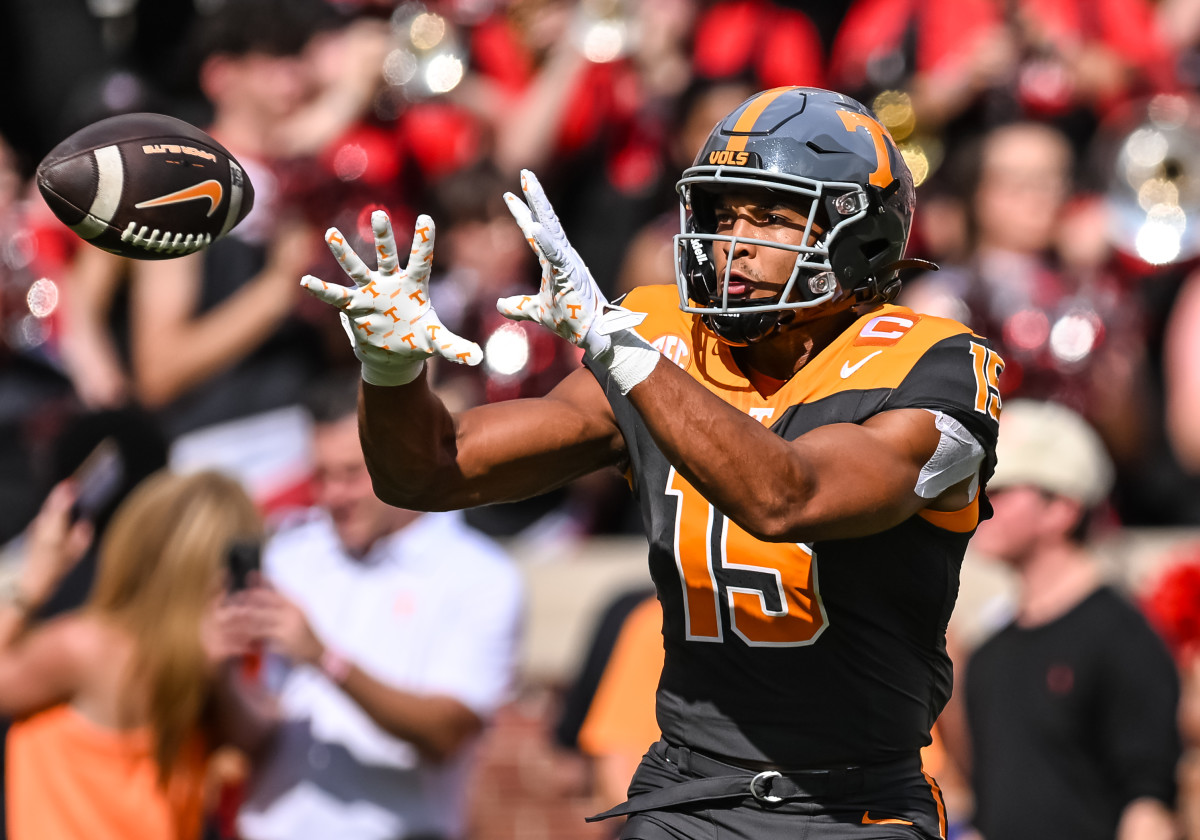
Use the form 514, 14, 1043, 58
502, 191, 539, 249
531, 225, 569, 275
435, 334, 483, 367
495, 293, 540, 321
502, 192, 559, 293
301, 275, 359, 310
520, 169, 564, 236
337, 311, 356, 347
405, 214, 436, 284
423, 319, 482, 366
324, 229, 372, 286
372, 210, 401, 276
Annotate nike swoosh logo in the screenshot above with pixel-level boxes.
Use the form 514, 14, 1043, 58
135, 179, 224, 217
840, 350, 882, 379
862, 812, 914, 826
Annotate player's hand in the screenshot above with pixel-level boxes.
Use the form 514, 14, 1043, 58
301, 211, 482, 386
499, 170, 643, 359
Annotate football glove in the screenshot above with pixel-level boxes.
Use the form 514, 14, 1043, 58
302, 211, 482, 386
499, 170, 656, 394
498, 170, 646, 358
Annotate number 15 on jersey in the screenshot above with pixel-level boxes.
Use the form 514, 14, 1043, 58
666, 467, 829, 647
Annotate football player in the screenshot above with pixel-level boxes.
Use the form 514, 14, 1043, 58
304, 86, 1001, 839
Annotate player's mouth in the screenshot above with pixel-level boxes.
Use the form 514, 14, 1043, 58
721, 271, 753, 299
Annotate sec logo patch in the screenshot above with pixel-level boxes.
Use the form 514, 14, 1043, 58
651, 334, 691, 369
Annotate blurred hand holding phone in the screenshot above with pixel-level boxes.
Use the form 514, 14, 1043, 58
226, 540, 261, 592
68, 438, 125, 523
226, 540, 264, 680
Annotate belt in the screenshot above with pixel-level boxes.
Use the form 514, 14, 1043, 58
587, 742, 910, 822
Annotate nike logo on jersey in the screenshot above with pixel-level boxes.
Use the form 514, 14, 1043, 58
840, 350, 882, 379
135, 179, 224, 216
861, 812, 914, 826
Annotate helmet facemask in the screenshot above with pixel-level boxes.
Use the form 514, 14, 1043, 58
674, 170, 879, 345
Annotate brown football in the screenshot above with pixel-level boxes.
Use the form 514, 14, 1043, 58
36, 112, 255, 260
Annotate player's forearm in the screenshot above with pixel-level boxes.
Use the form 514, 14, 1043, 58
624, 358, 937, 542
360, 366, 623, 510
625, 359, 816, 542
359, 371, 464, 510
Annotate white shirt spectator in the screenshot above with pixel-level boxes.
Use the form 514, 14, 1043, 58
237, 509, 523, 840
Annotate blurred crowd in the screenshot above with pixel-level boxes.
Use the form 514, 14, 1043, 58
2, 0, 1200, 838
5, 0, 1200, 535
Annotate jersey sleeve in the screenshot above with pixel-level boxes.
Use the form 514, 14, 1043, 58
887, 331, 1002, 483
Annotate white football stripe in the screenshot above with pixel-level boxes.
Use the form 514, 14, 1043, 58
218, 160, 243, 240
70, 145, 124, 240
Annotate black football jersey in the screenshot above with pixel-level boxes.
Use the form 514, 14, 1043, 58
585, 285, 1002, 767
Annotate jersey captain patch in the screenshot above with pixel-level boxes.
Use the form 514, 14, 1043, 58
853, 313, 920, 346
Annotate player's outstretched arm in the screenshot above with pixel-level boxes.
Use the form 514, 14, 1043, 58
303, 210, 626, 511
626, 357, 965, 542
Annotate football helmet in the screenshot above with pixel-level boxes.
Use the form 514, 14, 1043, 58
675, 86, 924, 344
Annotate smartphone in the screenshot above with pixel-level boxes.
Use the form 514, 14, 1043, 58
69, 438, 125, 522
226, 540, 261, 591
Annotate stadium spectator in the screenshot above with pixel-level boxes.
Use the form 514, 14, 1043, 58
964, 399, 1181, 840
829, 0, 1175, 155
444, 0, 701, 296
1141, 549, 1200, 840
50, 0, 388, 513
0, 131, 79, 546
234, 374, 523, 840
1164, 267, 1200, 474
901, 120, 1149, 477
0, 469, 274, 840
553, 588, 662, 816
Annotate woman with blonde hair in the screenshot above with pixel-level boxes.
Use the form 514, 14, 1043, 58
0, 469, 275, 840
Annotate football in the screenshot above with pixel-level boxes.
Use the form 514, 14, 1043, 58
36, 112, 254, 260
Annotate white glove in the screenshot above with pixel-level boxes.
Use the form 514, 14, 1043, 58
498, 170, 634, 356
499, 170, 656, 394
302, 211, 482, 386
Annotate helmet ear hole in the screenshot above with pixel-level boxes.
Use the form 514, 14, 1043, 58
829, 210, 907, 292
829, 236, 870, 287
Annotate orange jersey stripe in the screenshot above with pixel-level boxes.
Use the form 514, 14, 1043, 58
922, 766, 948, 840
917, 497, 980, 533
